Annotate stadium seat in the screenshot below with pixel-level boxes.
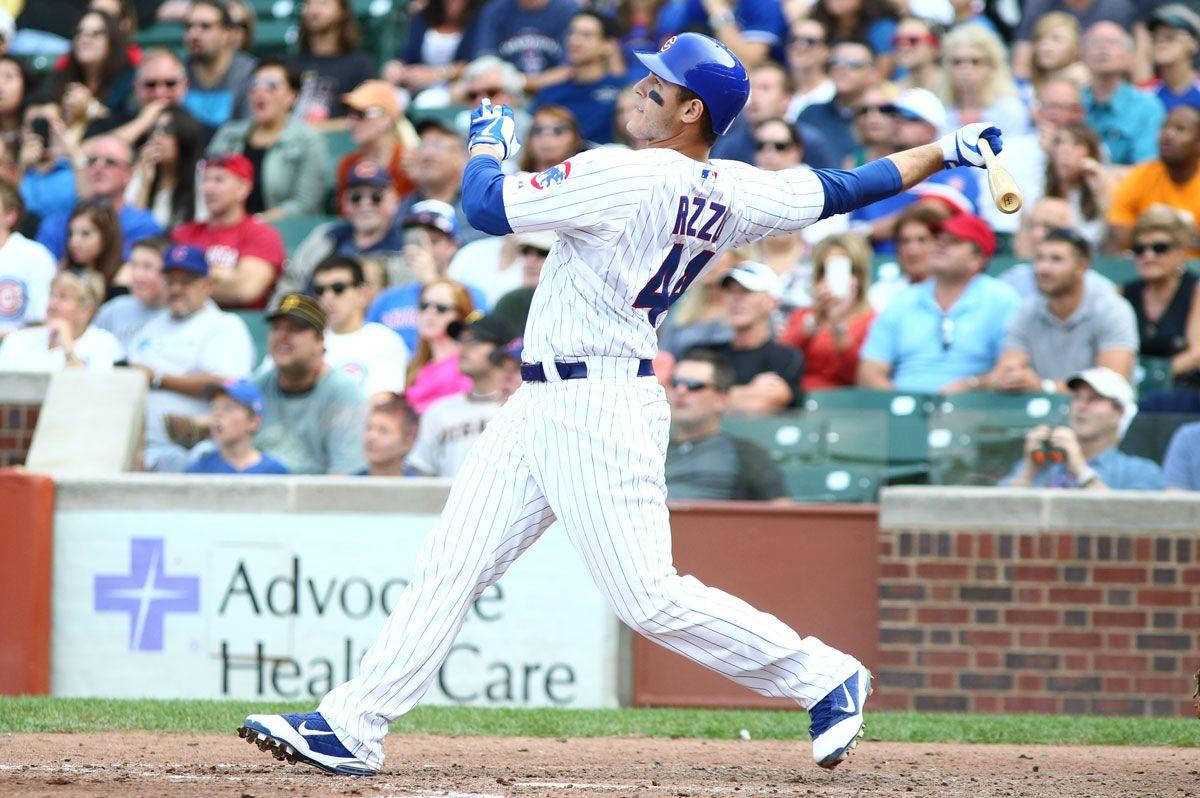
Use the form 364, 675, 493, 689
927, 391, 1070, 486
1121, 411, 1200, 463
720, 414, 822, 463
780, 462, 880, 503
323, 128, 358, 173
804, 388, 935, 467
134, 22, 186, 49
251, 18, 299, 56
1135, 356, 1175, 394
235, 310, 270, 364
270, 214, 337, 252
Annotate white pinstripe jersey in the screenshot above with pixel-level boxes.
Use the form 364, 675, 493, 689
500, 147, 827, 362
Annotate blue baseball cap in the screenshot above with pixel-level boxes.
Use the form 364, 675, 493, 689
346, 159, 392, 188
403, 199, 459, 241
212, 379, 265, 416
163, 243, 208, 276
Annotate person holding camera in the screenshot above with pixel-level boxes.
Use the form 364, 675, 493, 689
1000, 367, 1164, 491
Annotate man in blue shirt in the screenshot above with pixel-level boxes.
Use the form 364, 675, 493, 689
35, 136, 163, 260
473, 0, 577, 80
1000, 367, 1164, 490
798, 41, 878, 168
186, 380, 291, 474
858, 212, 1021, 394
1082, 21, 1167, 165
533, 11, 627, 144
1163, 420, 1200, 490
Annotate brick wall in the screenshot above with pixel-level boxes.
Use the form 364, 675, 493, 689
0, 404, 40, 466
876, 527, 1200, 716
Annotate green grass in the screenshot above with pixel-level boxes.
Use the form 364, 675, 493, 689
1, 698, 1197, 746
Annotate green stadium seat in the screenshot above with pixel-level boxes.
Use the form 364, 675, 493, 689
804, 388, 935, 466
135, 22, 186, 49
1091, 257, 1139, 286
270, 214, 337, 253
720, 414, 822, 463
1135, 356, 1174, 394
235, 310, 270, 364
323, 128, 357, 171
780, 462, 880, 503
927, 391, 1070, 486
251, 18, 299, 55
408, 105, 467, 134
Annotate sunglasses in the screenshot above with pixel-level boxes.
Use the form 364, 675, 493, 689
419, 301, 454, 313
519, 245, 550, 257
86, 155, 129, 168
313, 281, 358, 296
141, 78, 180, 90
347, 107, 388, 121
532, 124, 570, 136
829, 57, 869, 69
940, 316, 954, 352
671, 377, 715, 392
951, 56, 987, 67
348, 189, 385, 206
185, 20, 217, 30
153, 120, 176, 135
790, 35, 824, 47
755, 139, 794, 151
854, 104, 897, 117
1132, 241, 1177, 256
76, 26, 106, 38
250, 77, 284, 90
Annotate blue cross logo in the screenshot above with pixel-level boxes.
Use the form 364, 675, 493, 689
94, 538, 200, 651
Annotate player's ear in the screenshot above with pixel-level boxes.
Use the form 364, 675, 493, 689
678, 95, 705, 127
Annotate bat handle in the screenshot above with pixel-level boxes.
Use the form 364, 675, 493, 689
978, 137, 999, 168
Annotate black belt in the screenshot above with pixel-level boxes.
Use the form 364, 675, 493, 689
521, 359, 655, 382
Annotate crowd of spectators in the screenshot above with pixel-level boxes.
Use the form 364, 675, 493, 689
0, 0, 1198, 498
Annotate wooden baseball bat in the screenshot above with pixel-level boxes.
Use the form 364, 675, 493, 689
978, 138, 1022, 215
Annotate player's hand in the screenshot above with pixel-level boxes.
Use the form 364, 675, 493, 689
938, 123, 1002, 169
468, 99, 520, 160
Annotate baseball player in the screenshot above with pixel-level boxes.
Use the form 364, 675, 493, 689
240, 33, 1004, 774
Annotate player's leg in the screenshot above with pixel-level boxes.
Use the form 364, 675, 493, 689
240, 390, 556, 773
527, 378, 869, 767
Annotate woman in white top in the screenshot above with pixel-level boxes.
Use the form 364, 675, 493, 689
0, 269, 123, 371
940, 22, 1031, 137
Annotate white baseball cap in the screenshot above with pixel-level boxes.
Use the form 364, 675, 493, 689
1067, 366, 1137, 435
721, 261, 783, 299
892, 88, 948, 133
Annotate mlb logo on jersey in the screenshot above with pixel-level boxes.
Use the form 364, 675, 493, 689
0, 277, 26, 318
531, 162, 571, 190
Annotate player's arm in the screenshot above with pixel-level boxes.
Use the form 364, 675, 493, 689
807, 125, 1002, 222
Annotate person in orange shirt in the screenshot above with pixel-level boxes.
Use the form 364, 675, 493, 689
335, 80, 416, 208
1107, 104, 1200, 253
781, 232, 876, 391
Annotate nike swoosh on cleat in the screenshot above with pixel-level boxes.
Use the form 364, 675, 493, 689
297, 721, 337, 738
835, 683, 856, 714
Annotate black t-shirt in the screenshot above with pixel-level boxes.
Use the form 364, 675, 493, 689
709, 340, 806, 407
665, 432, 786, 501
244, 144, 268, 214
289, 52, 377, 122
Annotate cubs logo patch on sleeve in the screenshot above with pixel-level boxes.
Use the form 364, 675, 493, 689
530, 162, 571, 190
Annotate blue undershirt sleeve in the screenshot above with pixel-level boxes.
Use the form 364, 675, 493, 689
812, 159, 904, 220
461, 155, 513, 235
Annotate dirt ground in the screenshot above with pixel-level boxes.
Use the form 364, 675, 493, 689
0, 732, 1195, 798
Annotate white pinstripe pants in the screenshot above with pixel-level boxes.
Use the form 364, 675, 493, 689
319, 374, 858, 769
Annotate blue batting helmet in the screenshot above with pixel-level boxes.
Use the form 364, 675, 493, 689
634, 33, 750, 136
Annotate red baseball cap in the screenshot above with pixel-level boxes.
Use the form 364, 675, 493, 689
936, 212, 996, 258
204, 152, 255, 182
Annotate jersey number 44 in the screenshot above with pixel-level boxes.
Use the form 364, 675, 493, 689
634, 243, 716, 326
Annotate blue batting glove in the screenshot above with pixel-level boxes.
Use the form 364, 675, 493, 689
938, 123, 1003, 169
468, 99, 520, 161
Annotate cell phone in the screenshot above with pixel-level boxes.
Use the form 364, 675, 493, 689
30, 117, 50, 147
825, 255, 852, 300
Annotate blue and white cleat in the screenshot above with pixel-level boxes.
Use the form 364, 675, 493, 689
809, 666, 872, 769
238, 712, 377, 776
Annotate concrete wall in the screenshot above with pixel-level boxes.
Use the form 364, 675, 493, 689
877, 487, 1200, 717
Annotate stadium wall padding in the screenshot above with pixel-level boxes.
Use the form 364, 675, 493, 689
0, 469, 54, 695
